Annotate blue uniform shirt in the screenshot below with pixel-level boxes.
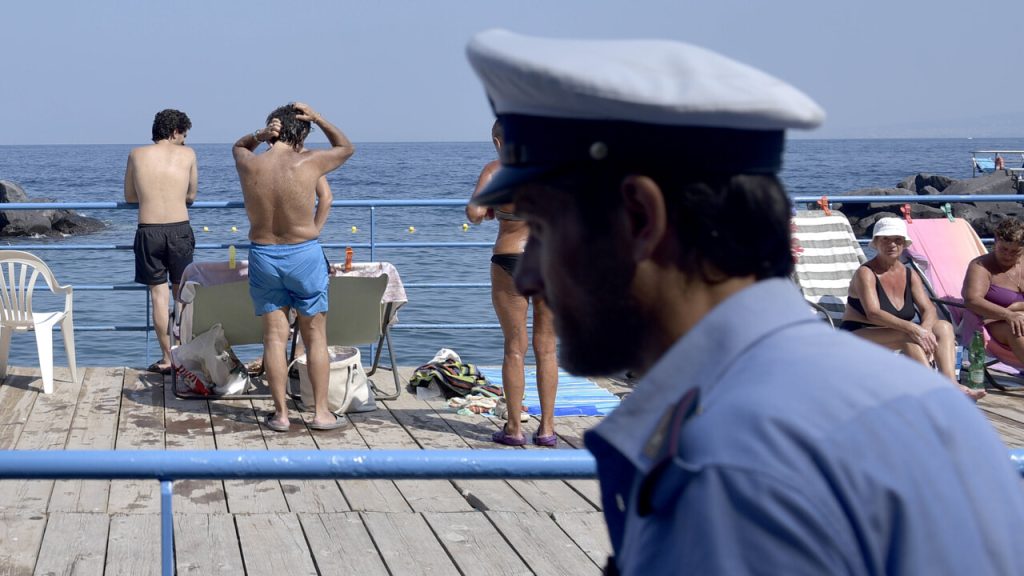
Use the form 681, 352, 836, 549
585, 278, 1024, 575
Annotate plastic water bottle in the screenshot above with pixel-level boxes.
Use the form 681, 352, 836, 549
344, 247, 353, 272
955, 344, 963, 381
968, 330, 985, 389
228, 245, 236, 270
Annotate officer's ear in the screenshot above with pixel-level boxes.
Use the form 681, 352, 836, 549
620, 175, 667, 263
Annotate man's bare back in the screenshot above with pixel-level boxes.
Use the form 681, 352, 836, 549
124, 141, 197, 224
237, 146, 327, 244
234, 103, 353, 245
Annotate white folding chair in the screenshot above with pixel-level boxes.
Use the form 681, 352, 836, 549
0, 250, 77, 393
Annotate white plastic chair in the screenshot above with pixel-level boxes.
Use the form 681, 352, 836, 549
0, 250, 77, 393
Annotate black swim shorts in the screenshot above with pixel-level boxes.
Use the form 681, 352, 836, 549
133, 221, 195, 286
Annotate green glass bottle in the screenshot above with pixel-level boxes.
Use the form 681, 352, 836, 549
969, 330, 986, 389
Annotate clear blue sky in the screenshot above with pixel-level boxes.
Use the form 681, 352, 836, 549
4, 1, 1023, 145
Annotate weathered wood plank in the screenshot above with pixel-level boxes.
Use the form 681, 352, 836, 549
418, 395, 535, 512
978, 391, 1024, 425
487, 510, 602, 576
547, 416, 604, 510
32, 512, 109, 576
299, 512, 389, 576
50, 367, 122, 513
552, 512, 612, 568
109, 369, 165, 514
307, 412, 410, 512
356, 398, 472, 513
252, 397, 350, 513
361, 512, 460, 575
0, 367, 82, 512
106, 513, 161, 576
236, 513, 318, 576
423, 511, 531, 576
0, 366, 41, 449
0, 512, 46, 576
173, 513, 245, 575
208, 400, 288, 513
982, 410, 1024, 448
162, 380, 227, 513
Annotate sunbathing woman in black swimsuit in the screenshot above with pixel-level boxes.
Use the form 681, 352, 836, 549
840, 218, 983, 400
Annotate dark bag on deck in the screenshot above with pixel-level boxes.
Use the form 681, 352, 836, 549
409, 358, 501, 399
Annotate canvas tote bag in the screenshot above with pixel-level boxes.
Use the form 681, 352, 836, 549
295, 345, 377, 414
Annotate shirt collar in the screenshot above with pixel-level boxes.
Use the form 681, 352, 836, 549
587, 278, 818, 471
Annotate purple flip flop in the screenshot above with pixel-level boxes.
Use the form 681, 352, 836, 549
492, 426, 526, 446
532, 432, 558, 447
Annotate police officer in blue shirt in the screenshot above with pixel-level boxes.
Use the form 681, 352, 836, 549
467, 29, 1024, 575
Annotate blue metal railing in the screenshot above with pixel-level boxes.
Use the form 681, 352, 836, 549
0, 193, 1019, 361
0, 448, 1021, 575
0, 449, 597, 576
0, 199, 499, 363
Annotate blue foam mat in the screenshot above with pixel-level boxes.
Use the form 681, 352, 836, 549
478, 366, 620, 416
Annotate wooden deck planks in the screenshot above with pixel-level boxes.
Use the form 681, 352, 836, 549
162, 376, 227, 513
19, 365, 1024, 575
235, 513, 318, 576
299, 512, 390, 576
361, 394, 474, 513
405, 394, 535, 513
253, 397, 350, 513
0, 367, 42, 450
208, 399, 289, 513
361, 511, 461, 575
0, 367, 82, 512
423, 511, 532, 576
32, 512, 109, 576
310, 410, 411, 513
173, 513, 246, 575
50, 367, 123, 513
109, 369, 165, 514
486, 511, 602, 576
105, 513, 161, 576
0, 512, 47, 576
552, 512, 613, 569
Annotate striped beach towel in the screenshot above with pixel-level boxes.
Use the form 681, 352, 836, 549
478, 367, 621, 416
791, 210, 866, 326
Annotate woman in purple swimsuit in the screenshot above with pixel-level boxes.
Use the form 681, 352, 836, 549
466, 121, 560, 447
963, 218, 1024, 368
840, 218, 983, 399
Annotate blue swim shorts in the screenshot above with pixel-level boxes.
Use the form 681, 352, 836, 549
248, 239, 329, 316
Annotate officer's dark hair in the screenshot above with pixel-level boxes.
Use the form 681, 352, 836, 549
151, 109, 192, 142
567, 168, 794, 283
266, 104, 311, 150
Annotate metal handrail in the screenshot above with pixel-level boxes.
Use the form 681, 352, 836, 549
0, 449, 597, 576
0, 447, 1020, 576
2, 194, 1022, 361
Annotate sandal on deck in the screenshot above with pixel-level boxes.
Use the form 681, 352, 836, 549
532, 432, 558, 447
308, 414, 346, 431
263, 412, 290, 433
491, 425, 526, 446
146, 362, 172, 375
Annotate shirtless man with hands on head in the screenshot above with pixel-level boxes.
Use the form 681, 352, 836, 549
233, 102, 354, 432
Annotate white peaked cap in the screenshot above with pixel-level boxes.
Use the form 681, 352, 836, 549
466, 29, 825, 205
467, 29, 824, 130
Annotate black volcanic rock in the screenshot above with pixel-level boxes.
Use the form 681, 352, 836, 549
834, 172, 1024, 239
0, 180, 105, 237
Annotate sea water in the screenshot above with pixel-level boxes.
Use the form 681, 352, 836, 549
1, 137, 1023, 368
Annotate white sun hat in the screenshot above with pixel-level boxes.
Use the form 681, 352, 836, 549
871, 217, 912, 247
